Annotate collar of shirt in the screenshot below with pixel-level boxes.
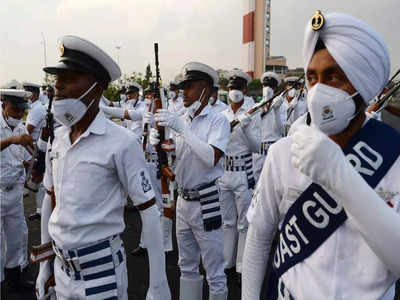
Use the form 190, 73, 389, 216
0, 111, 25, 133
57, 111, 107, 146
184, 102, 212, 122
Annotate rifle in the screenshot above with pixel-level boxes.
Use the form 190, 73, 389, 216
374, 68, 400, 110
153, 43, 175, 219
375, 80, 400, 114
230, 74, 305, 130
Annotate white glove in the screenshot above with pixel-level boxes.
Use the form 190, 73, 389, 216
270, 96, 283, 110
238, 112, 252, 128
291, 125, 343, 189
154, 109, 185, 134
101, 96, 111, 106
149, 128, 160, 146
101, 106, 125, 119
36, 260, 55, 300
291, 125, 400, 277
143, 111, 155, 125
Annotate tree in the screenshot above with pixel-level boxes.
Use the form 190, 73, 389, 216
218, 76, 229, 91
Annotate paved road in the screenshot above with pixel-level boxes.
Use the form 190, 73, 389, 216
5, 195, 400, 299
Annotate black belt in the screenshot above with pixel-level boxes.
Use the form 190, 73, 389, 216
178, 180, 216, 202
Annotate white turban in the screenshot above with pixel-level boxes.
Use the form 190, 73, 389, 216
303, 12, 390, 104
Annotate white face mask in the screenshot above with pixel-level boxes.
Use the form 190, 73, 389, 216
208, 97, 217, 105
187, 88, 205, 118
5, 112, 22, 128
120, 94, 126, 102
308, 83, 358, 135
263, 87, 273, 99
53, 82, 97, 128
168, 91, 176, 99
229, 90, 244, 103
287, 88, 296, 98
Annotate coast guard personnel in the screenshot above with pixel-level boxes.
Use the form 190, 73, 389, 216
101, 81, 146, 137
218, 73, 261, 284
253, 71, 284, 182
167, 81, 185, 115
23, 81, 47, 221
0, 89, 34, 296
208, 84, 228, 113
151, 62, 230, 300
243, 11, 400, 300
280, 77, 308, 135
37, 35, 170, 300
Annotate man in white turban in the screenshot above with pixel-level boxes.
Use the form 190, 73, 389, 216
242, 11, 400, 300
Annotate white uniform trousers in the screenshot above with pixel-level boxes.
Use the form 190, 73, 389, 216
0, 183, 28, 281
218, 171, 252, 273
145, 160, 163, 213
53, 241, 128, 300
176, 196, 227, 294
252, 153, 265, 184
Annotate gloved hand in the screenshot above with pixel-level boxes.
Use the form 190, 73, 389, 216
270, 96, 283, 110
149, 128, 160, 146
36, 260, 55, 300
143, 112, 155, 125
154, 109, 185, 134
238, 112, 252, 128
101, 106, 125, 119
291, 125, 345, 190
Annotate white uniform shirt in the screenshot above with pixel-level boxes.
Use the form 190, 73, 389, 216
174, 105, 230, 189
43, 112, 155, 250
280, 94, 308, 133
26, 100, 46, 141
260, 99, 284, 143
208, 99, 228, 114
248, 120, 400, 299
125, 99, 146, 137
168, 97, 185, 115
0, 113, 30, 188
221, 103, 261, 157
39, 93, 49, 107
244, 96, 255, 106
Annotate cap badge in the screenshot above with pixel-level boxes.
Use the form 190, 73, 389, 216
59, 43, 65, 57
311, 10, 325, 31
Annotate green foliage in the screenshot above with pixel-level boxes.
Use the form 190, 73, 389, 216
103, 83, 121, 102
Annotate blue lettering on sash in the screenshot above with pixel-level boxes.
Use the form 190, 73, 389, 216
273, 119, 400, 278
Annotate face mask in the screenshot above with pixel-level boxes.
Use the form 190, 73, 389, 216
120, 94, 126, 102
53, 82, 97, 128
307, 83, 358, 135
229, 90, 244, 103
168, 91, 176, 99
263, 87, 273, 99
5, 112, 21, 127
187, 88, 205, 118
287, 88, 296, 98
208, 97, 217, 105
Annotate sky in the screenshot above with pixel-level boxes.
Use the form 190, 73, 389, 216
1, 0, 399, 85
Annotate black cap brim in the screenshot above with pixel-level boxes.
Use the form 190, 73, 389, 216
3, 97, 29, 110
43, 61, 92, 75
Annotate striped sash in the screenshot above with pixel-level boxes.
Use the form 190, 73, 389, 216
197, 181, 222, 232
53, 235, 124, 299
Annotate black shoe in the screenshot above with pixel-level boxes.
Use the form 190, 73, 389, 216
131, 246, 147, 256
29, 212, 41, 221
